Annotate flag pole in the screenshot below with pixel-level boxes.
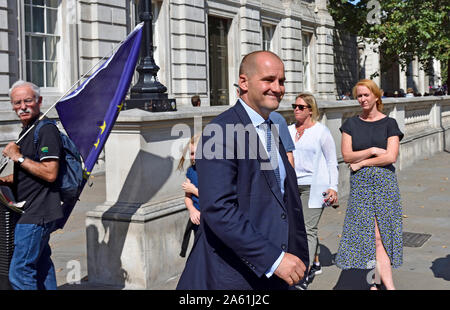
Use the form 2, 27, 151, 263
0, 23, 143, 173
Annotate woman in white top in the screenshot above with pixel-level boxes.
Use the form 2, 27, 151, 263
288, 92, 339, 290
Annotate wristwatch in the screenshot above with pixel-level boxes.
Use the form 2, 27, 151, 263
17, 156, 25, 165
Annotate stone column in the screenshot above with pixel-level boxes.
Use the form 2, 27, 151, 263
399, 66, 408, 94
170, 0, 207, 106
78, 0, 128, 74
279, 12, 302, 102
314, 8, 336, 100
418, 65, 427, 95
238, 0, 262, 57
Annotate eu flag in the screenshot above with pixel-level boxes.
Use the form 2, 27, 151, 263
56, 23, 143, 180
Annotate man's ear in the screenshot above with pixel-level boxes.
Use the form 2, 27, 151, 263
37, 96, 43, 107
238, 74, 249, 92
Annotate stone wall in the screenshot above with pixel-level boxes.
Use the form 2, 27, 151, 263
78, 0, 128, 74
169, 0, 338, 105
1, 0, 343, 109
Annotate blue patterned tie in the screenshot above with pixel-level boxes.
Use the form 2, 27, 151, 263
263, 119, 281, 188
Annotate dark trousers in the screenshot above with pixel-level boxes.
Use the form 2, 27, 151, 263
180, 219, 199, 257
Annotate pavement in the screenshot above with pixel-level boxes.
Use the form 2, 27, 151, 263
50, 151, 450, 290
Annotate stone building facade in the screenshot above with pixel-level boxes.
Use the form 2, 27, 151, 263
1, 0, 343, 110
358, 40, 442, 97
0, 0, 441, 108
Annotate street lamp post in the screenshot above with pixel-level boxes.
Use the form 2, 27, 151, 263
124, 0, 176, 112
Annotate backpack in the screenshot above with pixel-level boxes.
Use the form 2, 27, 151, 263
33, 118, 84, 229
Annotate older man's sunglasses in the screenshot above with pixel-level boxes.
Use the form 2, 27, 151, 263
292, 104, 310, 111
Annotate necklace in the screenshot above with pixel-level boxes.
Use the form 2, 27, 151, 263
295, 126, 306, 141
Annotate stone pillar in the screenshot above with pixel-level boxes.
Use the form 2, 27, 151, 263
358, 40, 381, 87
238, 0, 261, 57
418, 65, 427, 95
170, 0, 208, 106
86, 109, 212, 289
411, 58, 420, 92
78, 0, 128, 74
279, 13, 302, 102
314, 9, 336, 100
399, 67, 408, 94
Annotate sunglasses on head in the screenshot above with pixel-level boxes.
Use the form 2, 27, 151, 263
292, 104, 310, 111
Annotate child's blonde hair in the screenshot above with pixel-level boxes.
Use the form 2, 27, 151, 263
177, 134, 201, 171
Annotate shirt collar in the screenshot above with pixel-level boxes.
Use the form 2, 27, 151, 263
239, 98, 267, 128
21, 114, 41, 132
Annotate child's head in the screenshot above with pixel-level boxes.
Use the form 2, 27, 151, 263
177, 134, 201, 170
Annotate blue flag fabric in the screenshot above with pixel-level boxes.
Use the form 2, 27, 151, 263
56, 23, 143, 181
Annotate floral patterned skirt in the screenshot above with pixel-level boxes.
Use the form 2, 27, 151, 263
335, 167, 403, 270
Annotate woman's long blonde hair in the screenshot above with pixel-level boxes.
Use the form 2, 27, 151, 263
352, 79, 384, 112
177, 134, 201, 171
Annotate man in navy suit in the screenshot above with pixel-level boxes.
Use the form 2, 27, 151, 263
177, 51, 309, 290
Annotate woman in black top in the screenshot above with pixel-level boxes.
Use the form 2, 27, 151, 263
335, 79, 403, 290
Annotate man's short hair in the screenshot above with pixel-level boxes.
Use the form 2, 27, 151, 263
191, 95, 201, 107
9, 80, 41, 99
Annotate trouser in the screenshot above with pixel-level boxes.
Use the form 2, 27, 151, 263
180, 219, 199, 257
9, 222, 57, 290
298, 185, 324, 265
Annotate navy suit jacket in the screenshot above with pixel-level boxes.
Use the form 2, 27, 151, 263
177, 101, 309, 290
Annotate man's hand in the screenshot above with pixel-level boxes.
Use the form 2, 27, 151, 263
2, 142, 22, 162
273, 253, 306, 286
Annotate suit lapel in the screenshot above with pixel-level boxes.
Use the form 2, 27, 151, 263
232, 101, 286, 211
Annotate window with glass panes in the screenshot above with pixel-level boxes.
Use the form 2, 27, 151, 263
24, 0, 60, 88
262, 25, 275, 52
302, 33, 312, 91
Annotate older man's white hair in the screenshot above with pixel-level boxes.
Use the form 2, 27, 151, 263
9, 80, 41, 99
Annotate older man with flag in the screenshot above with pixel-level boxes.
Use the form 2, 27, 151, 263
1, 80, 63, 290
0, 23, 143, 290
